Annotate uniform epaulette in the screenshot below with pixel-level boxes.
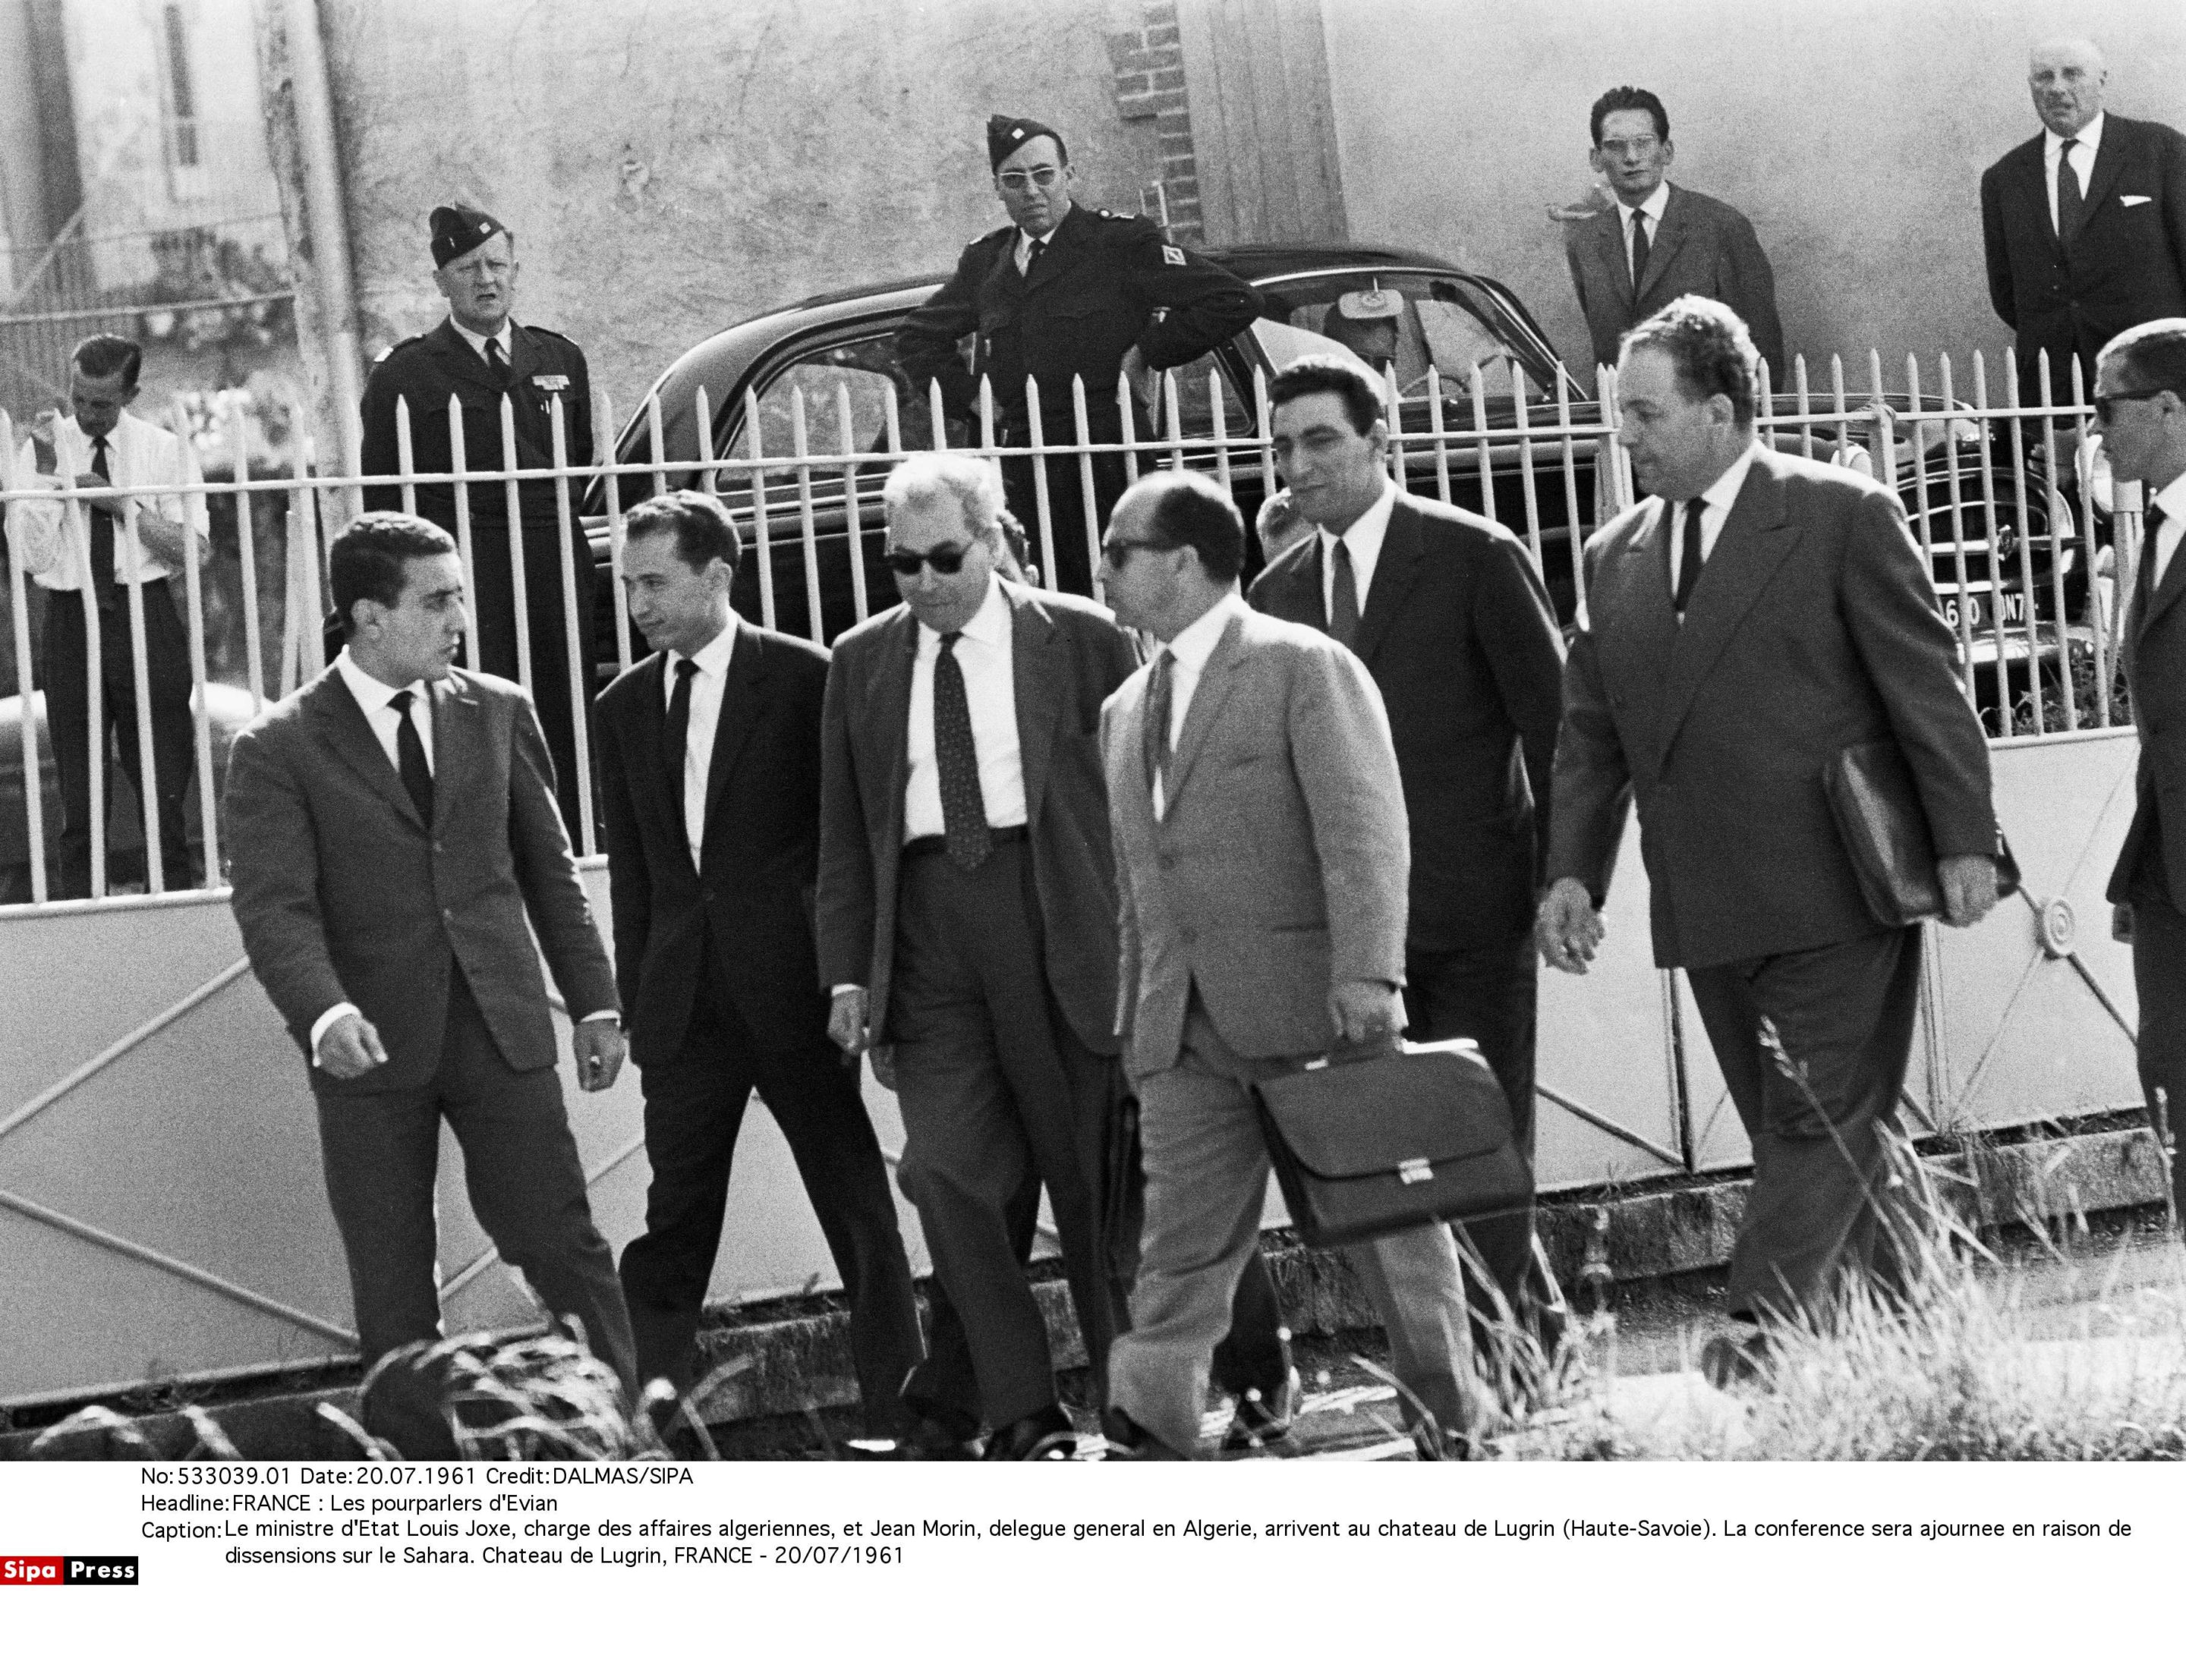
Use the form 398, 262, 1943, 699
375, 332, 429, 363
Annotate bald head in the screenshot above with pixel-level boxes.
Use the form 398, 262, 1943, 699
2028, 36, 2107, 137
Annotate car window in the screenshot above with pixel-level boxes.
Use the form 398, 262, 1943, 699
1249, 272, 1548, 404
1148, 347, 1252, 441
724, 332, 944, 484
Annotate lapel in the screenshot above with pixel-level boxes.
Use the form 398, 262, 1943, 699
422, 319, 506, 401
2138, 514, 2186, 640
1353, 495, 1428, 667
871, 609, 920, 850
701, 619, 768, 844
1259, 541, 1327, 634
623, 653, 685, 850
1003, 582, 1065, 824
2079, 121, 2132, 241
1593, 502, 1680, 771
425, 675, 474, 832
1586, 207, 1636, 311
1024, 203, 1091, 296
2014, 137, 2067, 259
313, 666, 429, 831
1655, 455, 1801, 757
1164, 608, 1246, 813
504, 321, 543, 389
1636, 185, 1690, 307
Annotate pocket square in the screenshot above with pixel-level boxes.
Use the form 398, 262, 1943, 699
2121, 194, 2153, 207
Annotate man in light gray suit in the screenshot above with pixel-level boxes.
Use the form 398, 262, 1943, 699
1094, 470, 1478, 1459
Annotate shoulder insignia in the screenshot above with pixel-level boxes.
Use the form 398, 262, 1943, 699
1161, 244, 1186, 266
1098, 208, 1120, 219
524, 324, 578, 346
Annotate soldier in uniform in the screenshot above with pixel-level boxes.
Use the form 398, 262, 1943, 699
895, 115, 1259, 597
360, 204, 598, 843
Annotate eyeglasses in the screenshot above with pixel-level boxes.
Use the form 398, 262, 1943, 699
2093, 389, 2170, 423
885, 543, 973, 577
1099, 536, 1170, 568
996, 167, 1061, 191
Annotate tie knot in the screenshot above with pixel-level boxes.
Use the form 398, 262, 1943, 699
390, 691, 415, 716
940, 631, 962, 651
676, 657, 700, 682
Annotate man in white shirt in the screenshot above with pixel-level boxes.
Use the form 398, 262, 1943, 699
7, 335, 207, 896
2094, 319, 2186, 1225
223, 512, 636, 1400
591, 491, 921, 1427
1982, 37, 2186, 403
817, 453, 1139, 1458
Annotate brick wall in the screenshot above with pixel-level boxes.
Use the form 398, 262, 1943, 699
1106, 1, 1204, 244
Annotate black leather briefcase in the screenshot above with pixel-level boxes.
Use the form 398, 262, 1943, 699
1252, 1037, 1532, 1249
1824, 738, 2020, 927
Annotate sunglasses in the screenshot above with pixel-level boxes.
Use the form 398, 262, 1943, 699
2093, 389, 2169, 424
885, 542, 974, 577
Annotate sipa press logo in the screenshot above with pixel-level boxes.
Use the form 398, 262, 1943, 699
2, 1556, 140, 1585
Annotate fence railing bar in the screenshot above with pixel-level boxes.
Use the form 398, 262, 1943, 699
172, 399, 219, 891
789, 386, 825, 647
597, 390, 633, 674
449, 396, 481, 675
838, 383, 870, 626
1970, 354, 2014, 736
548, 395, 596, 848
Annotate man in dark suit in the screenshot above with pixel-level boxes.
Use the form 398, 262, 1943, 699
1249, 355, 1567, 1359
895, 115, 1258, 597
2093, 319, 2186, 1218
593, 491, 922, 1431
1564, 87, 1784, 381
360, 204, 598, 842
817, 452, 1136, 1459
1981, 38, 2186, 404
224, 513, 636, 1398
1538, 298, 2000, 1381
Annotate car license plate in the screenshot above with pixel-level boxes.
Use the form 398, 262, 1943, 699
1941, 589, 2028, 631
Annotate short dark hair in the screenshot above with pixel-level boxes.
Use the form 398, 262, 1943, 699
329, 512, 457, 637
1621, 296, 1759, 425
1135, 470, 1245, 581
622, 489, 743, 573
2100, 319, 2186, 402
1268, 355, 1384, 435
72, 333, 143, 386
1590, 86, 1670, 148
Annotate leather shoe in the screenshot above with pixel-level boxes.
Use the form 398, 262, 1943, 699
1699, 1331, 1772, 1390
1100, 1405, 1186, 1461
1220, 1367, 1301, 1452
982, 1405, 1078, 1461
890, 1414, 981, 1461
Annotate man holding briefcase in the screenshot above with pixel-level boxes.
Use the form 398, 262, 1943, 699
1537, 298, 1999, 1381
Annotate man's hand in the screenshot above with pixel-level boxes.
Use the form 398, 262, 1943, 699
1120, 345, 1158, 411
71, 471, 131, 510
1937, 854, 2000, 929
573, 1018, 626, 1092
828, 986, 872, 1057
1536, 877, 1606, 974
1328, 978, 1405, 1044
319, 1014, 389, 1080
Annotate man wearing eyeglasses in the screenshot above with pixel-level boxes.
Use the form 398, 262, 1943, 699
816, 453, 1137, 1459
895, 115, 1258, 599
2095, 319, 2186, 1226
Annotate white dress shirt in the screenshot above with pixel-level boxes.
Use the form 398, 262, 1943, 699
1618, 181, 1671, 283
5, 410, 206, 592
1151, 589, 1247, 820
665, 615, 739, 873
2149, 471, 2186, 595
1668, 440, 1763, 609
904, 573, 1028, 840
1317, 475, 1399, 626
2045, 112, 2104, 236
449, 316, 516, 366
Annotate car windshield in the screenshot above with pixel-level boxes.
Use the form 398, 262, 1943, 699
1246, 270, 1553, 405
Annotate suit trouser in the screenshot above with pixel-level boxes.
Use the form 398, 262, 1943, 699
1405, 937, 1568, 1350
616, 951, 922, 1433
2126, 885, 2186, 1216
1000, 420, 1131, 599
1685, 927, 1923, 1325
312, 967, 638, 1395
43, 582, 195, 895
1109, 997, 1479, 1458
889, 840, 1116, 1429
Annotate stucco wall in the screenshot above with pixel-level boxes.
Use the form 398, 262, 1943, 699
323, 0, 1167, 411
1321, 0, 2186, 382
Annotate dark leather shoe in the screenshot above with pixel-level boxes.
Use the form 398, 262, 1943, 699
983, 1405, 1078, 1461
891, 1414, 981, 1461
1100, 1406, 1186, 1461
1700, 1331, 1772, 1390
1220, 1367, 1301, 1452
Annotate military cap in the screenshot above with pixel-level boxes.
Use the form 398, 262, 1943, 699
430, 203, 507, 270
987, 115, 1066, 171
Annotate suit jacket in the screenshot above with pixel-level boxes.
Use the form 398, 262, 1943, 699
1103, 603, 1410, 1079
816, 578, 1140, 1053
1982, 115, 2186, 389
2108, 493, 2186, 908
1545, 449, 1995, 973
596, 619, 835, 1065
1249, 490, 1564, 951
1565, 184, 1785, 377
224, 665, 617, 1092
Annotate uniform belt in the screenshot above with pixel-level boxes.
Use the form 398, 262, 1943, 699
902, 825, 1028, 860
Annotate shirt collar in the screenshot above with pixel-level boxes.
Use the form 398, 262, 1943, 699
1320, 475, 1398, 555
682, 611, 741, 677
2046, 111, 2104, 159
918, 570, 1009, 649
1693, 439, 1763, 513
449, 317, 515, 360
2152, 470, 2186, 527
333, 645, 429, 714
1163, 589, 1246, 672
1619, 181, 1671, 225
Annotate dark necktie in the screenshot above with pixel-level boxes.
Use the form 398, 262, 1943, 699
2057, 138, 2085, 245
88, 436, 118, 607
1022, 237, 1045, 277
1671, 499, 1706, 617
1629, 210, 1652, 292
2147, 504, 2172, 605
1327, 537, 1361, 649
485, 336, 509, 382
933, 632, 991, 870
1144, 648, 1176, 809
390, 691, 434, 829
664, 656, 699, 846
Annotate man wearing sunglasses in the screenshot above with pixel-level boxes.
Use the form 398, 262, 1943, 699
817, 453, 1137, 1459
2096, 319, 2186, 1229
895, 115, 1257, 599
